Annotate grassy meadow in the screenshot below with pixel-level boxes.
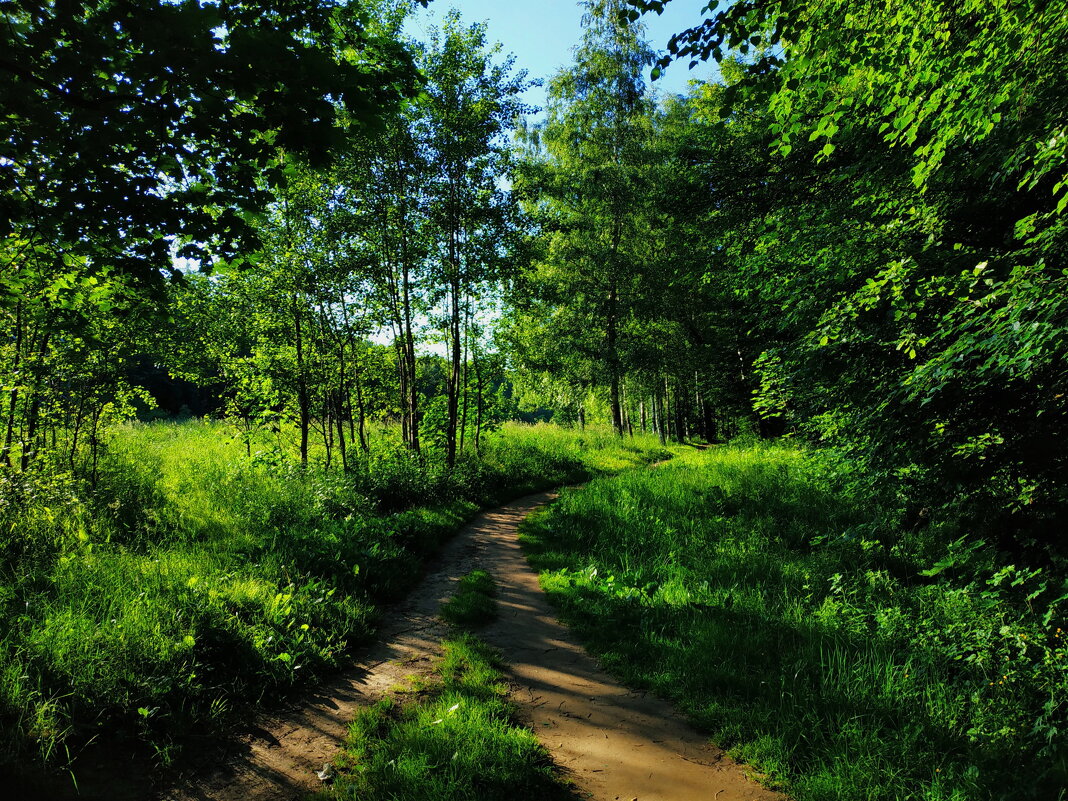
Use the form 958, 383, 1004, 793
0, 419, 666, 776
521, 444, 1068, 801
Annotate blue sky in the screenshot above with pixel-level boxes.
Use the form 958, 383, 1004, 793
405, 0, 718, 114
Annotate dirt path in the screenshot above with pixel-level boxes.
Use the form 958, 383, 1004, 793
159, 490, 786, 801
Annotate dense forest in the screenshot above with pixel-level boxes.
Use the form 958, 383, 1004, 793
1, 0, 1066, 799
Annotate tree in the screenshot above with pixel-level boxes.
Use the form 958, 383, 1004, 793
512, 0, 656, 436
629, 0, 1068, 546
1, 0, 426, 289
418, 11, 530, 466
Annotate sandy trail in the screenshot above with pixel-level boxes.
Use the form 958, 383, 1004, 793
51, 490, 786, 801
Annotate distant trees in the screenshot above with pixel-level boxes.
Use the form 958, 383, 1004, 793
508, 0, 745, 443
510, 0, 658, 437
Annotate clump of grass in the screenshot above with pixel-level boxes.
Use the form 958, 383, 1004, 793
321, 634, 570, 801
520, 443, 1068, 801
440, 570, 497, 627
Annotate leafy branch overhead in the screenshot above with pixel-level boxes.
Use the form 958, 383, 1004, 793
627, 0, 1068, 212
1, 0, 429, 286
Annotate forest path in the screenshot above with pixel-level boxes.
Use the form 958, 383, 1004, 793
163, 490, 785, 801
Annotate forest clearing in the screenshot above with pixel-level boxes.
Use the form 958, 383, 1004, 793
2, 0, 1067, 799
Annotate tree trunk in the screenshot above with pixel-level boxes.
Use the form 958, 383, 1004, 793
1, 299, 24, 467
20, 329, 51, 471
459, 300, 470, 455
292, 293, 309, 467
474, 352, 484, 454
446, 277, 462, 469
607, 281, 623, 436
353, 365, 369, 452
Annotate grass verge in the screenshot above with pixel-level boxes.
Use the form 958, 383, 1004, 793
520, 443, 1068, 801
440, 570, 498, 627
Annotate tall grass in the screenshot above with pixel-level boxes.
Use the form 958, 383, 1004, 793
0, 420, 667, 776
520, 444, 1068, 801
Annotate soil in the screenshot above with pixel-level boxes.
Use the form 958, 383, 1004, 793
20, 490, 788, 801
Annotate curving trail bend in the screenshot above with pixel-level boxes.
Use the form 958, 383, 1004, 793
159, 491, 787, 801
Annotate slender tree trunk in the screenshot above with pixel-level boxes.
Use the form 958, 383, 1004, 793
459, 300, 471, 455
69, 395, 86, 470
474, 352, 484, 454
335, 391, 348, 471
353, 365, 369, 452
20, 329, 51, 471
660, 378, 670, 445
89, 404, 103, 486
2, 300, 24, 467
336, 342, 349, 471
322, 399, 333, 470
400, 249, 419, 452
607, 280, 622, 436
292, 293, 309, 467
446, 275, 462, 468
674, 378, 686, 442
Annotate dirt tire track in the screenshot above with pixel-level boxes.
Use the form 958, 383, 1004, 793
478, 493, 785, 801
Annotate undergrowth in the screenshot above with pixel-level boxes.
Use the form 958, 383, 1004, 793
0, 420, 666, 780
520, 443, 1068, 801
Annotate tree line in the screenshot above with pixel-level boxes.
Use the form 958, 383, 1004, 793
3, 0, 1067, 553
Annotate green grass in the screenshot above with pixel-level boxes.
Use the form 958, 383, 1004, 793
520, 443, 1068, 801
440, 570, 498, 627
0, 420, 668, 778
320, 634, 570, 801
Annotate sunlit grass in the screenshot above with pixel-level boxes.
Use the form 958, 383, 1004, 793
322, 629, 569, 800
521, 442, 1068, 801
0, 419, 666, 775
440, 570, 498, 627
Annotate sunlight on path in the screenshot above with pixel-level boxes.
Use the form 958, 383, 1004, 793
162, 492, 786, 801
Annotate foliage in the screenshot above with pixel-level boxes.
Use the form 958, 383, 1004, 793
1, 0, 425, 287
609, 0, 1068, 546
